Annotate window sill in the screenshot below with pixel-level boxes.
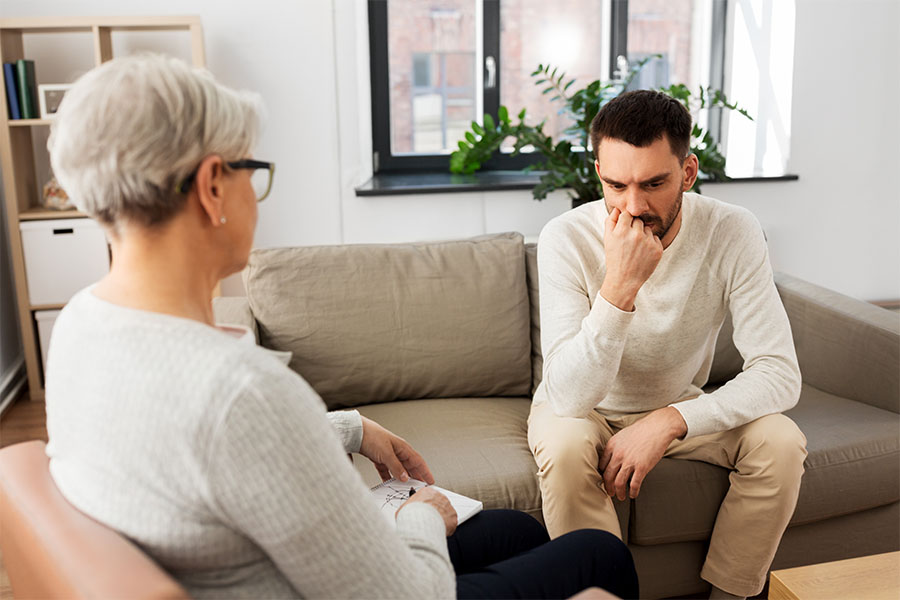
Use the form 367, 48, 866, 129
355, 171, 799, 197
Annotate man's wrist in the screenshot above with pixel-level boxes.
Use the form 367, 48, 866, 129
660, 407, 688, 440
600, 280, 638, 312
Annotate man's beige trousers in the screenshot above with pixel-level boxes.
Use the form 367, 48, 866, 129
528, 401, 807, 597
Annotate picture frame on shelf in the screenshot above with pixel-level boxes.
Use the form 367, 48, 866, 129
38, 84, 72, 119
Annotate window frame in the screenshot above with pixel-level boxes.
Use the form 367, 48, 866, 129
368, 0, 726, 174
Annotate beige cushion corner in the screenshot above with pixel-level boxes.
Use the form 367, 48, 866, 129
246, 233, 532, 409
212, 296, 258, 342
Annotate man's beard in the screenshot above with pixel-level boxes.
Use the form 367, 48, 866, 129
606, 190, 683, 240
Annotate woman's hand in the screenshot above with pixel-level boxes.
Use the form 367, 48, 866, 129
359, 416, 435, 484
398, 487, 457, 537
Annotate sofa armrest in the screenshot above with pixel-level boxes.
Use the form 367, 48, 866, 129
775, 272, 899, 413
212, 296, 259, 344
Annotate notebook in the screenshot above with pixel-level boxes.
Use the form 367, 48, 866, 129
370, 478, 483, 526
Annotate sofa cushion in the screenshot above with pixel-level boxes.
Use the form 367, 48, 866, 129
628, 455, 728, 545
245, 233, 532, 409
352, 398, 543, 521
212, 296, 258, 342
785, 385, 900, 526
628, 383, 900, 545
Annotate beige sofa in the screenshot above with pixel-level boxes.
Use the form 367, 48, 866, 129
214, 232, 899, 599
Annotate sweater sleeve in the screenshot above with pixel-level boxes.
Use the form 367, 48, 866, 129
537, 222, 636, 417
671, 212, 801, 437
205, 369, 455, 599
327, 410, 363, 453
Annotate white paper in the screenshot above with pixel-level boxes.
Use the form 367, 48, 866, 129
370, 478, 483, 526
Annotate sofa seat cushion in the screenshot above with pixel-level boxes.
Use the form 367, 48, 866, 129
784, 385, 900, 526
245, 233, 532, 410
628, 383, 899, 545
628, 457, 728, 545
352, 398, 542, 519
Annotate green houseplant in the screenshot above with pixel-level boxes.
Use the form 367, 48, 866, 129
449, 56, 751, 207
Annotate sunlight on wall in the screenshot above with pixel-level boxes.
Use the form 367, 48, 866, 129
725, 0, 796, 177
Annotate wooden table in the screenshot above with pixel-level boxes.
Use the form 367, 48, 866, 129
769, 551, 900, 600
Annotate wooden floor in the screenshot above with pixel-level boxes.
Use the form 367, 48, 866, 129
0, 394, 48, 449
0, 389, 48, 600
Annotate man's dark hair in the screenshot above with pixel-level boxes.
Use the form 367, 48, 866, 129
590, 89, 692, 161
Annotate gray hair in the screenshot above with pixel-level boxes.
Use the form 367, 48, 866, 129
48, 54, 264, 228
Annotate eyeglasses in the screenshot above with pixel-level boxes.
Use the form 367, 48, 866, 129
177, 159, 276, 203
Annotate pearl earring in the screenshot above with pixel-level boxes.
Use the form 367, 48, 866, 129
220, 216, 227, 224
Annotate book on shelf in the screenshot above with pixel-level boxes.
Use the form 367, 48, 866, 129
15, 59, 37, 119
3, 62, 21, 120
370, 477, 483, 526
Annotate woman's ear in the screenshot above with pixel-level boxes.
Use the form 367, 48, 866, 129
193, 155, 227, 227
682, 153, 699, 191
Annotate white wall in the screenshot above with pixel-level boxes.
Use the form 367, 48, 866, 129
1, 0, 897, 302
1, 0, 345, 251
706, 0, 900, 301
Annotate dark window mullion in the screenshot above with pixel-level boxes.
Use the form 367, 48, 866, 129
368, 0, 391, 172
610, 0, 629, 77
482, 0, 500, 120
708, 0, 728, 146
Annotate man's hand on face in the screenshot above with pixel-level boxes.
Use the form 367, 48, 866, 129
600, 207, 664, 311
598, 407, 688, 501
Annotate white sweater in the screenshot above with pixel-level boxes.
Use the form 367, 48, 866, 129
45, 289, 454, 599
533, 193, 801, 437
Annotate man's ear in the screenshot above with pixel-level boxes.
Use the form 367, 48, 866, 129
193, 155, 227, 227
594, 158, 601, 179
682, 153, 699, 191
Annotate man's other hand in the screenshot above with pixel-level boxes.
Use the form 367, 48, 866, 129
598, 407, 688, 500
600, 208, 664, 311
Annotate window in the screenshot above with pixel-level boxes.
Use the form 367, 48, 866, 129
385, 3, 479, 155
721, 0, 796, 177
497, 0, 608, 152
369, 0, 794, 177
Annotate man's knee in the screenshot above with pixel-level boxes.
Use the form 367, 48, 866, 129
528, 408, 602, 474
741, 413, 807, 477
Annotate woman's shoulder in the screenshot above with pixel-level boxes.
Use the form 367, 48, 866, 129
52, 288, 319, 415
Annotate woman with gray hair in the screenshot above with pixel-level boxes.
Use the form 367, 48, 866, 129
45, 54, 637, 599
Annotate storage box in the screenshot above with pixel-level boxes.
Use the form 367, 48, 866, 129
34, 309, 62, 378
19, 219, 110, 306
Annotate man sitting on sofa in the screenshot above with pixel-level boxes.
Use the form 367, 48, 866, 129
527, 89, 808, 600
